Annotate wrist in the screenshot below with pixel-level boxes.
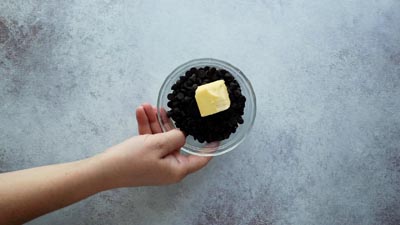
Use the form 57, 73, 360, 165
83, 152, 123, 191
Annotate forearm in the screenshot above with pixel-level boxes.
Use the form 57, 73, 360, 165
0, 153, 114, 224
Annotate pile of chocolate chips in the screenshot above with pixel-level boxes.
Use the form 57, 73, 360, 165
166, 66, 246, 143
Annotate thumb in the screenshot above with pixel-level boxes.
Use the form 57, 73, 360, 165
182, 155, 213, 174
150, 129, 186, 156
181, 142, 218, 173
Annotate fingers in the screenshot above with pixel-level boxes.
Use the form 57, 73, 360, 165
136, 103, 163, 135
142, 103, 162, 133
184, 155, 213, 174
159, 107, 174, 131
165, 142, 218, 181
150, 129, 186, 156
136, 106, 152, 135
181, 142, 218, 173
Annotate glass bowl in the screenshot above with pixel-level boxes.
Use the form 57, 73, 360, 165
157, 58, 256, 156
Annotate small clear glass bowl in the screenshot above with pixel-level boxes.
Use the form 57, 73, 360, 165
157, 58, 256, 156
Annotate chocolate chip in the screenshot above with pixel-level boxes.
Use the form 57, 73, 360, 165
172, 101, 179, 107
180, 111, 186, 117
167, 110, 173, 117
176, 92, 184, 100
224, 72, 234, 81
190, 67, 197, 73
215, 70, 222, 78
229, 82, 238, 89
198, 69, 206, 79
198, 137, 205, 143
209, 67, 216, 76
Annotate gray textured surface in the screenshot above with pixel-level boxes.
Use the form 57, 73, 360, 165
1, 0, 400, 224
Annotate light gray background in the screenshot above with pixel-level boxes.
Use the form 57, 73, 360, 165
1, 0, 400, 224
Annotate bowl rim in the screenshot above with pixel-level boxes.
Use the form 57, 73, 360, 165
157, 58, 257, 156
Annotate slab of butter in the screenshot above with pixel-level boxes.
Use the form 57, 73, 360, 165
195, 80, 231, 117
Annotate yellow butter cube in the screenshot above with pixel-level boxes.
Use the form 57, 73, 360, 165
195, 80, 231, 117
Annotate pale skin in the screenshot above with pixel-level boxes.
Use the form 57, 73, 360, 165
0, 103, 213, 224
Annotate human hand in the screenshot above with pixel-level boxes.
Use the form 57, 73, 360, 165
100, 103, 214, 187
0, 104, 215, 224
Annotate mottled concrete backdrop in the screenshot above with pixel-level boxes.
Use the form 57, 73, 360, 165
1, 0, 400, 224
